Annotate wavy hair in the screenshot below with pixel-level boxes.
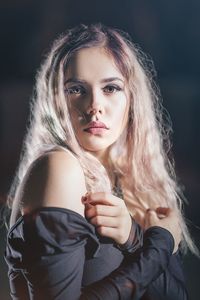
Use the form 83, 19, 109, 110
6, 23, 198, 255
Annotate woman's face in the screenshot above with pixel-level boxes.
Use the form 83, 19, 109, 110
65, 47, 129, 158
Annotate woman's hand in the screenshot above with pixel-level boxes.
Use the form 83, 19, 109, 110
144, 207, 182, 253
82, 192, 132, 245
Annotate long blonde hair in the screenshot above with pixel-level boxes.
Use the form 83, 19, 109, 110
7, 23, 198, 255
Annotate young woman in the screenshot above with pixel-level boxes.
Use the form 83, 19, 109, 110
4, 23, 195, 299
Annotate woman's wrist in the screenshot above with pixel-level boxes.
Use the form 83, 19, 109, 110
115, 216, 143, 253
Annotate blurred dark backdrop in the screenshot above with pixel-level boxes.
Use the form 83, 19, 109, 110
0, 0, 199, 299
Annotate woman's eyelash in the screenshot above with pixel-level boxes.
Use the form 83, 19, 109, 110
65, 86, 86, 95
103, 85, 122, 93
64, 84, 122, 95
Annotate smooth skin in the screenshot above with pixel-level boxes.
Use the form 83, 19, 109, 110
11, 151, 87, 226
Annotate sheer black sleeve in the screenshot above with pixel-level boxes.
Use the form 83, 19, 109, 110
114, 216, 143, 253
81, 227, 188, 300
141, 249, 188, 300
5, 208, 188, 300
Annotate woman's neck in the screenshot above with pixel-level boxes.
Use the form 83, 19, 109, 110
88, 148, 118, 187
89, 148, 110, 168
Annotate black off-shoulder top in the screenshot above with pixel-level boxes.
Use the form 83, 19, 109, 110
5, 207, 188, 300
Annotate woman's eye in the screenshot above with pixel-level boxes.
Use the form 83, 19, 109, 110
103, 85, 122, 94
65, 86, 85, 95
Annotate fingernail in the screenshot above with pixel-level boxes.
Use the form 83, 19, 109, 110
81, 192, 91, 204
81, 196, 88, 204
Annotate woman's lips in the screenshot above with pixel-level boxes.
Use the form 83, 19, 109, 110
84, 127, 108, 134
83, 121, 109, 135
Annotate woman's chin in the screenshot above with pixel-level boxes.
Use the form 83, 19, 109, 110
81, 144, 108, 153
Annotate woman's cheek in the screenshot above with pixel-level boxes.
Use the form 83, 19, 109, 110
112, 96, 128, 125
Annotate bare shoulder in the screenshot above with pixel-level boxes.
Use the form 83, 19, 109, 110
17, 150, 87, 218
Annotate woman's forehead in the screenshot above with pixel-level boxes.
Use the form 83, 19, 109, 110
65, 47, 125, 81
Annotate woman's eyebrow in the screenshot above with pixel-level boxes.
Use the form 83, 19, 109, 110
100, 77, 124, 83
64, 77, 124, 85
64, 78, 86, 85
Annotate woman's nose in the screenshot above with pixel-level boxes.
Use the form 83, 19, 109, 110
87, 107, 100, 116
86, 90, 103, 115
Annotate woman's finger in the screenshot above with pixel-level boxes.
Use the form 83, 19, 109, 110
86, 192, 123, 206
85, 204, 120, 219
96, 226, 120, 239
156, 207, 171, 216
90, 215, 119, 228
145, 209, 159, 228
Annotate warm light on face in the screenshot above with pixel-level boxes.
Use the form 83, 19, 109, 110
65, 47, 129, 157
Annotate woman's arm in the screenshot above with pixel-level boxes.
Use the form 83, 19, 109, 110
6, 150, 188, 300
81, 227, 188, 300
142, 250, 189, 300
7, 150, 88, 300
6, 210, 188, 300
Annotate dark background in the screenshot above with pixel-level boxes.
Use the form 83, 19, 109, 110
0, 0, 199, 299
